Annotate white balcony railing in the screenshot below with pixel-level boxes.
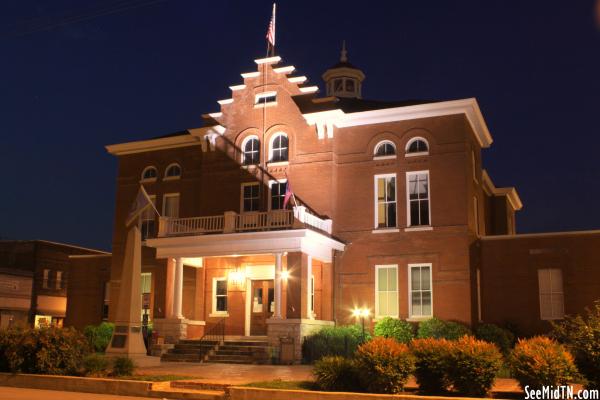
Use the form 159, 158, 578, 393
158, 206, 332, 237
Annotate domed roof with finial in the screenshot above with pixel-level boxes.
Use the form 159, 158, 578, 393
322, 41, 366, 98
330, 40, 360, 70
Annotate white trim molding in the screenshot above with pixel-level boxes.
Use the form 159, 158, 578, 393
408, 263, 433, 320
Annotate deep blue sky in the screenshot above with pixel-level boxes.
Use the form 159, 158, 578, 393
1, 1, 599, 251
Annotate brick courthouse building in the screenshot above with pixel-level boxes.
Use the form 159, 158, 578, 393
89, 48, 599, 360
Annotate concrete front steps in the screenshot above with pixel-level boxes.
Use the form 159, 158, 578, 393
206, 338, 270, 364
161, 339, 220, 362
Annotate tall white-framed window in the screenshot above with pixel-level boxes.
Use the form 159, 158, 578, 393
241, 136, 260, 165
241, 182, 260, 212
538, 269, 564, 320
164, 163, 181, 180
407, 171, 430, 227
212, 277, 228, 315
55, 271, 63, 290
42, 269, 50, 289
269, 133, 288, 162
409, 264, 432, 319
374, 174, 397, 229
405, 137, 429, 156
374, 140, 396, 158
141, 166, 157, 182
473, 196, 480, 236
162, 193, 180, 218
141, 273, 152, 294
269, 180, 287, 210
375, 265, 398, 318
140, 194, 156, 240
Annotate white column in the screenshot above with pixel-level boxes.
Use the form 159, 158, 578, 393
306, 255, 314, 319
273, 253, 283, 319
173, 257, 184, 319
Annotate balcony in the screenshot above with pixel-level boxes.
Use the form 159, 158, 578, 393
157, 206, 332, 238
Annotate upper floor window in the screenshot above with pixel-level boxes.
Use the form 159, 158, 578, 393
375, 174, 397, 229
140, 195, 156, 240
242, 136, 260, 165
255, 91, 277, 106
141, 166, 157, 182
165, 163, 181, 179
162, 193, 180, 218
406, 137, 429, 156
407, 171, 430, 227
241, 182, 260, 212
270, 181, 287, 210
538, 269, 564, 320
42, 269, 50, 289
374, 140, 396, 158
270, 133, 288, 163
55, 271, 63, 290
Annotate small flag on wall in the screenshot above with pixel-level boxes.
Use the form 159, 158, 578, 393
126, 185, 159, 227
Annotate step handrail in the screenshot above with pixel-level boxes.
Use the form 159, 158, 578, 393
196, 318, 225, 361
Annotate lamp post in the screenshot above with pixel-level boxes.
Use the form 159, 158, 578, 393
353, 307, 370, 343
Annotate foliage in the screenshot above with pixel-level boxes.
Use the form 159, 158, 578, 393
111, 356, 135, 377
551, 302, 600, 389
474, 323, 515, 355
313, 356, 360, 392
243, 380, 315, 390
410, 338, 453, 394
510, 336, 578, 389
416, 318, 471, 341
0, 327, 90, 375
354, 337, 415, 394
374, 317, 414, 344
447, 336, 503, 397
84, 322, 115, 353
83, 353, 109, 377
302, 325, 370, 363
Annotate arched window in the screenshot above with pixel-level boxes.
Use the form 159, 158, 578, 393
406, 137, 429, 155
141, 166, 157, 181
241, 136, 260, 165
165, 163, 181, 179
270, 133, 289, 162
374, 140, 396, 157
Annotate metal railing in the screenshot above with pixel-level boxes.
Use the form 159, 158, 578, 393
197, 318, 225, 362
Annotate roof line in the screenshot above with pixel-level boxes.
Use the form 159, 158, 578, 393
481, 229, 600, 240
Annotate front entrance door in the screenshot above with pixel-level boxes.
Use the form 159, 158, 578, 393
250, 280, 274, 336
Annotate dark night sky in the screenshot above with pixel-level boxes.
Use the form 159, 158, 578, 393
1, 1, 599, 251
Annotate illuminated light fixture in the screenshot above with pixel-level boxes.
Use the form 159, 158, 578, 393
280, 270, 290, 280
352, 307, 370, 317
228, 269, 246, 285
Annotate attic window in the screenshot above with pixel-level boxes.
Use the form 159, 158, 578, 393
255, 91, 277, 107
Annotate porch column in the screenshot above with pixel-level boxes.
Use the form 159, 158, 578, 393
305, 255, 314, 319
173, 257, 184, 319
273, 252, 283, 319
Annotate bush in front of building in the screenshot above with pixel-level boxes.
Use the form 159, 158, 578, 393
410, 338, 453, 394
82, 353, 110, 377
551, 301, 600, 389
0, 327, 90, 375
302, 325, 369, 363
111, 356, 135, 377
474, 323, 516, 355
510, 336, 578, 389
354, 337, 415, 394
374, 317, 414, 344
84, 322, 115, 353
0, 329, 23, 372
313, 356, 361, 392
446, 336, 503, 397
417, 317, 472, 340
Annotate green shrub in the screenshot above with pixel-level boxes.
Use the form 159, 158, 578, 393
0, 329, 22, 372
374, 317, 414, 344
111, 356, 135, 377
0, 327, 90, 375
410, 338, 452, 394
551, 302, 600, 389
313, 356, 360, 392
84, 322, 115, 353
510, 336, 578, 389
417, 317, 471, 340
475, 323, 515, 355
302, 325, 370, 363
447, 336, 503, 397
354, 337, 414, 394
83, 353, 109, 377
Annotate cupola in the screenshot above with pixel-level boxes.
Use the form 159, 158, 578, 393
322, 41, 365, 98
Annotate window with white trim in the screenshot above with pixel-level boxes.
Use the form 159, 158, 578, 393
407, 171, 430, 227
213, 278, 228, 314
270, 181, 286, 210
42, 269, 50, 289
270, 133, 288, 162
55, 271, 63, 290
140, 194, 156, 240
242, 136, 260, 165
375, 265, 398, 318
141, 166, 157, 181
375, 174, 397, 228
374, 141, 396, 157
242, 182, 260, 212
538, 269, 564, 320
141, 273, 152, 294
409, 264, 432, 318
406, 137, 429, 155
165, 163, 181, 179
162, 193, 180, 218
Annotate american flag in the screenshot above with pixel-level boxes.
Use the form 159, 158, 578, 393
266, 3, 276, 48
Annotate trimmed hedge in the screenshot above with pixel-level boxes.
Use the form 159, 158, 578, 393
84, 322, 115, 353
474, 323, 515, 355
374, 317, 414, 344
417, 317, 471, 340
302, 325, 369, 363
410, 338, 452, 394
111, 356, 135, 377
83, 353, 110, 377
313, 356, 360, 392
510, 336, 578, 389
354, 337, 414, 394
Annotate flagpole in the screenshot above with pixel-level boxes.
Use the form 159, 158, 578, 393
261, 3, 276, 211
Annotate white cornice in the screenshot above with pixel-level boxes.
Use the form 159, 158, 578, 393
255, 56, 282, 65
288, 76, 307, 84
241, 71, 260, 78
482, 170, 523, 210
273, 65, 295, 74
229, 84, 246, 91
299, 86, 319, 94
217, 98, 233, 105
106, 132, 203, 156
481, 229, 600, 241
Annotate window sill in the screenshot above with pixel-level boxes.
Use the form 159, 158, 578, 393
405, 151, 429, 158
140, 178, 157, 184
406, 316, 433, 322
373, 155, 396, 161
404, 226, 433, 232
241, 164, 259, 170
209, 313, 229, 318
254, 102, 278, 109
372, 228, 399, 234
267, 161, 289, 167
163, 176, 181, 182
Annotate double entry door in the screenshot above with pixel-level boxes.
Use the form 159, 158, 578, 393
249, 280, 274, 336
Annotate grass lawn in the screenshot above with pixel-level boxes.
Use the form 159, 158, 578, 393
121, 375, 199, 382
243, 379, 316, 390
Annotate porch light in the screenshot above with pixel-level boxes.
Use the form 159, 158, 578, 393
280, 270, 290, 280
228, 269, 246, 285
